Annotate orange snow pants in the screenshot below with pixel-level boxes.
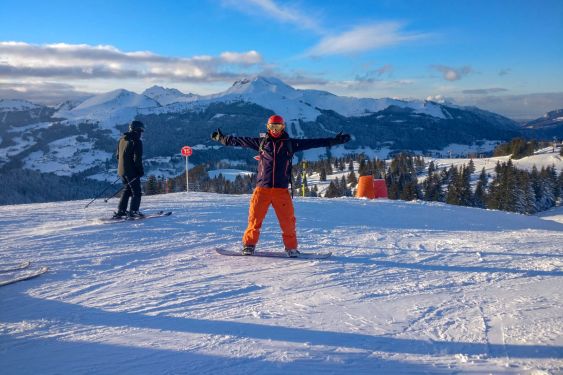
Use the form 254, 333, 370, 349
242, 187, 297, 249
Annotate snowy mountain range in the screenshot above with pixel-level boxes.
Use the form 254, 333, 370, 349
522, 108, 563, 138
0, 75, 557, 187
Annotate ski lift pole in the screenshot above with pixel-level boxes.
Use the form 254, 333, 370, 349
181, 146, 193, 193
185, 155, 189, 193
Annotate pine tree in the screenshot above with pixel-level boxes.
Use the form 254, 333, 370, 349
459, 165, 473, 206
467, 159, 476, 176
473, 168, 488, 208
166, 178, 176, 193
445, 166, 461, 205
347, 170, 358, 187
386, 154, 418, 200
146, 175, 159, 195
320, 168, 327, 181
358, 158, 368, 176
340, 176, 350, 196
324, 180, 340, 198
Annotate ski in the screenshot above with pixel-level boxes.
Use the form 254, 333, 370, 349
0, 261, 31, 273
98, 211, 172, 223
215, 248, 332, 259
0, 267, 48, 287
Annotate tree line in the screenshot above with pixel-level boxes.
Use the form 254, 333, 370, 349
141, 149, 562, 215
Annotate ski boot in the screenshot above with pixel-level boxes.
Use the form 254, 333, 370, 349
127, 211, 145, 219
285, 249, 300, 258
112, 210, 127, 219
241, 244, 255, 256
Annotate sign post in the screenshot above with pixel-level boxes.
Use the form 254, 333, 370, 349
302, 160, 307, 197
181, 146, 193, 192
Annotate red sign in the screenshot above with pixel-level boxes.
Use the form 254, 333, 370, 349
181, 146, 193, 157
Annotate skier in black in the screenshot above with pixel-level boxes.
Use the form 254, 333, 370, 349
114, 120, 145, 218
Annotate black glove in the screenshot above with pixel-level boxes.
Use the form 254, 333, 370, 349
211, 128, 224, 142
333, 131, 351, 145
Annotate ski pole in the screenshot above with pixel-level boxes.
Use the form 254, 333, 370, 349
103, 176, 140, 203
84, 177, 121, 208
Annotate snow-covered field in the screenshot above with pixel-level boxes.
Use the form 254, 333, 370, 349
1, 193, 562, 374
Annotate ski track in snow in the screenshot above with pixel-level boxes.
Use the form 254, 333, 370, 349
0, 193, 562, 374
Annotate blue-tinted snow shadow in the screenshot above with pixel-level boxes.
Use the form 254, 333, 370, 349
295, 198, 563, 232
2, 293, 561, 361
334, 243, 563, 260
0, 335, 450, 375
327, 255, 563, 277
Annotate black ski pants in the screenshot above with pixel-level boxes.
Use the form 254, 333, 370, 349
117, 176, 142, 212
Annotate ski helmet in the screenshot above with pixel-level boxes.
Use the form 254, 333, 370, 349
266, 115, 285, 138
129, 120, 145, 132
267, 115, 285, 126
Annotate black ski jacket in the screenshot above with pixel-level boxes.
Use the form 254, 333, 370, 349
219, 131, 339, 189
116, 131, 144, 178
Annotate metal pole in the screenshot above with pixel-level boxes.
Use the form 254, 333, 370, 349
302, 160, 307, 197
84, 177, 121, 208
185, 156, 189, 193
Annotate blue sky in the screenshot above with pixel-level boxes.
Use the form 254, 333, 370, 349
0, 0, 562, 118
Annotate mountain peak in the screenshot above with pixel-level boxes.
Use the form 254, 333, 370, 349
143, 85, 198, 106
227, 75, 294, 96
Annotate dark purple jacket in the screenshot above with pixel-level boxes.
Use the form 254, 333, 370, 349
221, 132, 337, 188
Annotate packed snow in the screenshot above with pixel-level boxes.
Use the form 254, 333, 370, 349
0, 192, 561, 374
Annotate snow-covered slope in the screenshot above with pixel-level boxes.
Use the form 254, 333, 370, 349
0, 99, 42, 112
1, 193, 561, 374
55, 89, 161, 129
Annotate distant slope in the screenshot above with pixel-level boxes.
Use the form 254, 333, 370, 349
522, 109, 563, 138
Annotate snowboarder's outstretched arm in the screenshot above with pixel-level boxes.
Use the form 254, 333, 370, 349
211, 128, 261, 150
293, 132, 351, 151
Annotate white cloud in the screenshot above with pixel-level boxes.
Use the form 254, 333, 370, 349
0, 42, 264, 82
222, 0, 324, 33
307, 22, 429, 57
462, 88, 508, 95
220, 50, 262, 65
0, 81, 91, 105
432, 65, 472, 81
455, 92, 563, 119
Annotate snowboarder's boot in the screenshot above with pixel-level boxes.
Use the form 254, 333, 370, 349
128, 210, 145, 219
112, 210, 127, 219
285, 249, 300, 258
241, 245, 255, 256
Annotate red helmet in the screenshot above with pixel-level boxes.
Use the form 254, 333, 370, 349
267, 115, 285, 125
266, 114, 285, 138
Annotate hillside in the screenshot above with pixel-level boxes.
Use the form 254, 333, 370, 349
1, 193, 562, 374
0, 76, 526, 185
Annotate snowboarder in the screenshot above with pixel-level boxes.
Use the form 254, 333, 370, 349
211, 114, 351, 257
114, 120, 145, 218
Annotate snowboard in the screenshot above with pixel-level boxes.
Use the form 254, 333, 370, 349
0, 266, 48, 287
215, 248, 332, 259
99, 211, 172, 223
0, 261, 31, 273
